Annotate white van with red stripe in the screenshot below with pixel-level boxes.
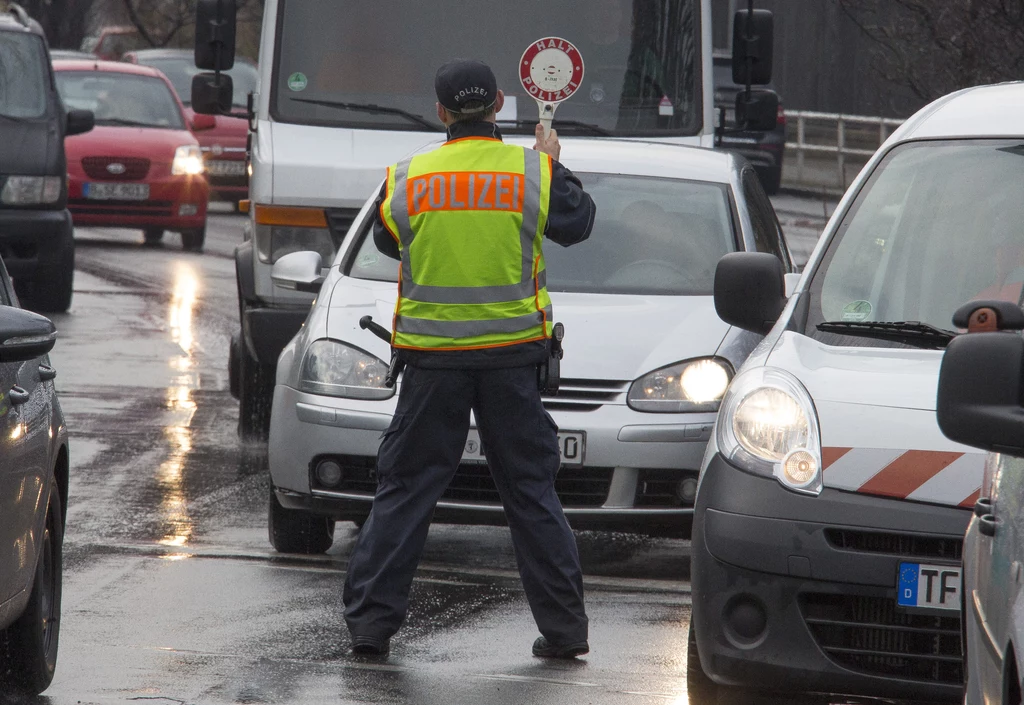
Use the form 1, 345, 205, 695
686, 83, 1024, 704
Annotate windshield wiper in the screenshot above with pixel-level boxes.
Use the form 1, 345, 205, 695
816, 321, 957, 350
96, 118, 155, 128
290, 98, 440, 131
497, 118, 612, 136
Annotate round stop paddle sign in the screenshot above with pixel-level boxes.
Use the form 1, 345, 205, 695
519, 37, 585, 104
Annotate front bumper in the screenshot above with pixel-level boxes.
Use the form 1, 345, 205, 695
692, 453, 968, 702
268, 384, 718, 535
0, 207, 74, 278
67, 175, 209, 230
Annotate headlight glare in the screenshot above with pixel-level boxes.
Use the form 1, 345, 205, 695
299, 340, 393, 400
1, 176, 63, 204
627, 358, 733, 412
717, 367, 822, 495
172, 145, 205, 175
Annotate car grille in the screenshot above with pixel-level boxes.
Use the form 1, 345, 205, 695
825, 529, 963, 561
68, 199, 174, 217
82, 156, 150, 181
315, 455, 612, 508
542, 378, 628, 412
800, 593, 962, 685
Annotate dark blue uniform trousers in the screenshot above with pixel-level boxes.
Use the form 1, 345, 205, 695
343, 364, 589, 645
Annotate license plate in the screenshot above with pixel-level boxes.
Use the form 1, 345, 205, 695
462, 429, 585, 466
84, 182, 149, 200
206, 160, 246, 176
897, 562, 961, 612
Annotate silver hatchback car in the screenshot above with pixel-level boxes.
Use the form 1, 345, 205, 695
265, 138, 794, 554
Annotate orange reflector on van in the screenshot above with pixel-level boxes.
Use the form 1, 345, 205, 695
254, 204, 327, 228
238, 199, 251, 214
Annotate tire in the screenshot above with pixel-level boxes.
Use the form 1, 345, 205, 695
181, 224, 206, 252
268, 488, 335, 554
21, 247, 74, 313
0, 482, 63, 695
229, 332, 242, 400
238, 337, 274, 441
143, 228, 164, 245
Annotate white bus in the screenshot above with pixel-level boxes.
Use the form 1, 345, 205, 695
192, 0, 776, 438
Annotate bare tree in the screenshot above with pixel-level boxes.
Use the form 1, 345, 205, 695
838, 0, 1024, 105
120, 0, 264, 53
18, 0, 98, 49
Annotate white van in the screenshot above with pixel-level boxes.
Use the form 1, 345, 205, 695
686, 83, 1024, 704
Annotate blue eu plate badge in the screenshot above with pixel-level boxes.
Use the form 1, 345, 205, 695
897, 563, 919, 607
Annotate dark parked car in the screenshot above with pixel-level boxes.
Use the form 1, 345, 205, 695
0, 254, 69, 696
713, 53, 786, 194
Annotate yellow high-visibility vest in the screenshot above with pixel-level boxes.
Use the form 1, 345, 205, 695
379, 136, 554, 351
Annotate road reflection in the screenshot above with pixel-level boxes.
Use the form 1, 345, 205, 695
157, 264, 200, 554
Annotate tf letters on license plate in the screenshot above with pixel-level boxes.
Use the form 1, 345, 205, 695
897, 562, 961, 611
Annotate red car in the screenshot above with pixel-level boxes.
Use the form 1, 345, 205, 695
122, 49, 256, 208
53, 60, 210, 250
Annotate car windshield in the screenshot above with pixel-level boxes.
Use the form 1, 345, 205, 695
346, 173, 736, 296
141, 56, 258, 108
273, 0, 702, 137
0, 31, 49, 119
55, 71, 185, 129
808, 139, 1024, 347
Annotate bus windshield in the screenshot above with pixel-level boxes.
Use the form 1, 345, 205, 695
272, 0, 702, 137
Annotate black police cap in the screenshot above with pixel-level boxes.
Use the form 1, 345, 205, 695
435, 59, 498, 114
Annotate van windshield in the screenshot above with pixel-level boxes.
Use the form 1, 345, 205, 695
272, 0, 702, 137
346, 173, 737, 296
808, 139, 1024, 347
0, 31, 49, 119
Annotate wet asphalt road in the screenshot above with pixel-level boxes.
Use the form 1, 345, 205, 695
17, 197, 830, 705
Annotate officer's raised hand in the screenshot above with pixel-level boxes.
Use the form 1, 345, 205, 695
534, 123, 561, 162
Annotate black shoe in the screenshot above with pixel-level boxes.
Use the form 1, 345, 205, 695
532, 636, 589, 659
351, 635, 390, 656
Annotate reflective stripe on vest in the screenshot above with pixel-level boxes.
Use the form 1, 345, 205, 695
381, 138, 553, 350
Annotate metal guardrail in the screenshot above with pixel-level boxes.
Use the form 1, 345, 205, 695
785, 111, 905, 189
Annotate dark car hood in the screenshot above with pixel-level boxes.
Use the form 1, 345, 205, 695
0, 119, 62, 176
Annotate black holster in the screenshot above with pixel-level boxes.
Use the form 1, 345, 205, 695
538, 322, 564, 393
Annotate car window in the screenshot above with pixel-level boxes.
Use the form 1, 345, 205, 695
742, 168, 789, 268
0, 31, 49, 119
347, 173, 738, 296
142, 57, 259, 108
808, 139, 1024, 346
55, 71, 186, 130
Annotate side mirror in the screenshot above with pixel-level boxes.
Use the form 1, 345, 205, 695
191, 73, 233, 116
66, 109, 94, 137
191, 113, 217, 131
0, 307, 57, 363
732, 9, 774, 86
714, 252, 786, 335
937, 333, 1024, 455
195, 0, 237, 71
736, 89, 779, 132
272, 251, 325, 294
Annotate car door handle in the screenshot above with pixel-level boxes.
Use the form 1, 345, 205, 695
8, 385, 29, 406
975, 497, 993, 517
979, 513, 998, 538
38, 364, 56, 381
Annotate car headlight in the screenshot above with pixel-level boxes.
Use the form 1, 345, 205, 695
716, 366, 822, 495
627, 358, 733, 412
299, 340, 393, 400
171, 145, 205, 176
1, 176, 63, 205
255, 223, 336, 265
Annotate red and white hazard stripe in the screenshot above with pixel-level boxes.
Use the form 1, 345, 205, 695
822, 447, 984, 508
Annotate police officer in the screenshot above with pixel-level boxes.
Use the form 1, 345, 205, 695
343, 59, 596, 659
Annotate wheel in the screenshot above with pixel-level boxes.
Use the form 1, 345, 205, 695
0, 482, 63, 695
759, 166, 782, 195
181, 224, 206, 252
229, 332, 242, 400
268, 488, 335, 554
237, 336, 274, 441
20, 247, 74, 313
143, 228, 164, 245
